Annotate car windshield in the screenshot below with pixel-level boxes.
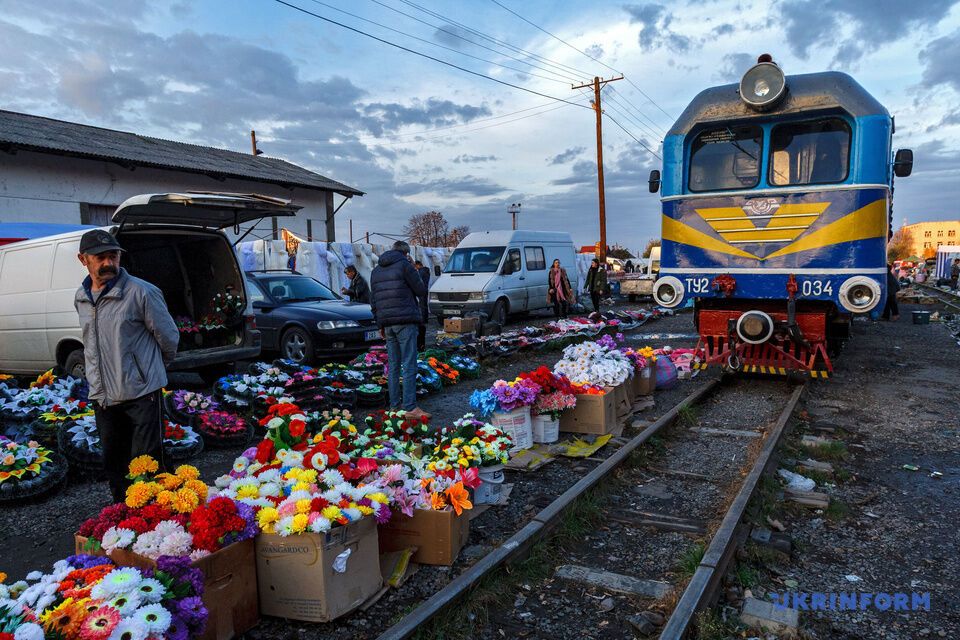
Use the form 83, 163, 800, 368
261, 276, 340, 302
445, 246, 506, 273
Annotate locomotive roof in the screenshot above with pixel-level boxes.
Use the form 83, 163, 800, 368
667, 71, 888, 137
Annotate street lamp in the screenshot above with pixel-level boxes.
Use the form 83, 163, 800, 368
507, 203, 521, 230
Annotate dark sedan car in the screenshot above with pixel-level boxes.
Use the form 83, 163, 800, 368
245, 271, 382, 364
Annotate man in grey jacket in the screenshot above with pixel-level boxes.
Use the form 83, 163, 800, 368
74, 229, 179, 502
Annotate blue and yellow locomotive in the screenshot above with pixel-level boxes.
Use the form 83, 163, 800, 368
649, 55, 913, 377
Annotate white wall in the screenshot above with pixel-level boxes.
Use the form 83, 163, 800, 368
0, 150, 345, 241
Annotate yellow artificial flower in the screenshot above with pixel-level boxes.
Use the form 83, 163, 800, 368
124, 483, 153, 508
457, 458, 469, 467
290, 513, 309, 533
128, 455, 158, 476
185, 479, 208, 499
299, 469, 318, 484
236, 485, 259, 500
321, 505, 342, 521
174, 464, 200, 480
173, 487, 200, 513
368, 492, 388, 504
258, 507, 279, 533
295, 499, 312, 514
357, 505, 374, 516
292, 481, 310, 493
156, 473, 183, 490
0, 571, 6, 583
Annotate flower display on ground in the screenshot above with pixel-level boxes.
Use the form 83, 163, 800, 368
0, 438, 52, 485
553, 339, 634, 387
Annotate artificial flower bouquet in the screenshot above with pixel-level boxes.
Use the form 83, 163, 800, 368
0, 553, 207, 640
429, 414, 512, 470
164, 390, 218, 424
426, 357, 460, 385
163, 421, 204, 461
469, 377, 540, 417
362, 462, 475, 518
448, 354, 481, 379
553, 339, 634, 388
124, 456, 207, 514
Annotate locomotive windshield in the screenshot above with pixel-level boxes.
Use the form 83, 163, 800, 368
769, 118, 850, 185
688, 125, 762, 192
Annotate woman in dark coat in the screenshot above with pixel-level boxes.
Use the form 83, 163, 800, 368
584, 258, 607, 313
547, 259, 574, 318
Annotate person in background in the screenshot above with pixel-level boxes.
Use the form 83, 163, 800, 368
341, 265, 370, 304
74, 229, 179, 503
952, 259, 960, 289
414, 260, 431, 351
584, 258, 607, 314
882, 262, 900, 321
370, 241, 430, 418
547, 258, 574, 319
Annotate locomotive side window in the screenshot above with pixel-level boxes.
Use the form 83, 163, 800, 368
769, 118, 850, 186
688, 125, 762, 192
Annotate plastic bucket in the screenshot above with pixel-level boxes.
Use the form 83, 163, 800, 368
912, 311, 931, 325
532, 414, 560, 444
474, 464, 505, 505
491, 407, 533, 454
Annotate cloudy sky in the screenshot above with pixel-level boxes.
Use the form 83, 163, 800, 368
1, 0, 958, 253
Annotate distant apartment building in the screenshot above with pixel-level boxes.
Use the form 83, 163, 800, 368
903, 220, 960, 257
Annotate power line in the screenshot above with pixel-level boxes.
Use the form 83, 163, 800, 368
273, 0, 594, 110
392, 0, 599, 81
603, 89, 664, 140
302, 0, 573, 85
486, 0, 677, 125
364, 0, 581, 84
603, 111, 661, 160
607, 86, 667, 136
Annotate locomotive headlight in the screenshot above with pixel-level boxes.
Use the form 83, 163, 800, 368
839, 276, 881, 313
740, 57, 786, 111
736, 310, 774, 345
653, 276, 684, 308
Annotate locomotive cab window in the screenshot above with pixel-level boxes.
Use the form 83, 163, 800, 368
769, 118, 850, 186
688, 125, 762, 192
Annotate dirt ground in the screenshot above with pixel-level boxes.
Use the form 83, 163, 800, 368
745, 304, 960, 639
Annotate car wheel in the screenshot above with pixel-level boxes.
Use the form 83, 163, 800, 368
491, 299, 508, 326
64, 349, 85, 380
281, 327, 313, 364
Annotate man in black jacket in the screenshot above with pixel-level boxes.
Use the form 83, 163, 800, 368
414, 260, 431, 350
341, 265, 370, 304
371, 242, 429, 417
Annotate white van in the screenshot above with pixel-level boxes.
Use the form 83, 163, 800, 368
428, 230, 579, 325
0, 192, 300, 382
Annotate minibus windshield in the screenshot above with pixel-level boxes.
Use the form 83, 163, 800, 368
445, 246, 505, 273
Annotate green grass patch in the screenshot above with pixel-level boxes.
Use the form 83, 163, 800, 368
694, 608, 741, 640
677, 541, 706, 578
800, 440, 848, 462
677, 404, 700, 428
733, 562, 759, 588
825, 498, 850, 521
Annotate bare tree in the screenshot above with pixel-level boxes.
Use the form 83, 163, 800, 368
887, 226, 915, 262
403, 211, 469, 247
642, 238, 661, 258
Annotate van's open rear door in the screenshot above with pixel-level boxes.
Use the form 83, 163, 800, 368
112, 192, 301, 235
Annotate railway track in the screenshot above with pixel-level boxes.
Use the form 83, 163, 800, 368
377, 378, 806, 640
915, 283, 960, 311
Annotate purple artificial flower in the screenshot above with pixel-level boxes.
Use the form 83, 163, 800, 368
157, 556, 205, 596
374, 504, 393, 524
164, 613, 191, 640
394, 488, 417, 517
66, 554, 114, 569
175, 596, 208, 631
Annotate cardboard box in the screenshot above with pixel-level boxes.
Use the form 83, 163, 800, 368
74, 536, 258, 640
378, 507, 470, 566
255, 516, 382, 622
613, 383, 631, 418
443, 316, 479, 334
559, 390, 616, 435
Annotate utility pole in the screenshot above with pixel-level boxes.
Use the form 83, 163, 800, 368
250, 130, 262, 156
572, 75, 623, 262
507, 203, 521, 230
349, 218, 354, 243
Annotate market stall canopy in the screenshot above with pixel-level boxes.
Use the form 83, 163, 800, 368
906, 255, 922, 262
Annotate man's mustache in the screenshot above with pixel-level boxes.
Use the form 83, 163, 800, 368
97, 265, 118, 276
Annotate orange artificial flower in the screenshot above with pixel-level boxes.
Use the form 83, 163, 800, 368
446, 482, 473, 516
430, 492, 448, 510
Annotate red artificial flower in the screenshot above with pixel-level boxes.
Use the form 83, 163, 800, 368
255, 439, 276, 464
310, 497, 330, 512
288, 419, 306, 438
117, 516, 149, 534
460, 467, 482, 490
356, 458, 378, 476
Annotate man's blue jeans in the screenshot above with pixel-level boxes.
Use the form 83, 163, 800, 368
384, 324, 419, 411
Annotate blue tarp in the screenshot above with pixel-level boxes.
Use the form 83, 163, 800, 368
0, 223, 94, 245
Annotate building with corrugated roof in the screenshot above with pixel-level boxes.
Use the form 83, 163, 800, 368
0, 109, 362, 241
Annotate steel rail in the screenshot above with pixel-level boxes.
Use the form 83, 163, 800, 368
916, 283, 960, 311
660, 384, 805, 639
376, 378, 721, 640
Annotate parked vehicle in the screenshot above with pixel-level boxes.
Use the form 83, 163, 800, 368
245, 271, 381, 364
428, 230, 579, 325
0, 192, 298, 382
619, 247, 661, 301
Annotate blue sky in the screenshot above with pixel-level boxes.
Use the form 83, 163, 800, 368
1, 0, 959, 253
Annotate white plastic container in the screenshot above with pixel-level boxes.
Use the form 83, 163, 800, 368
532, 414, 560, 444
491, 406, 533, 454
474, 464, 505, 505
